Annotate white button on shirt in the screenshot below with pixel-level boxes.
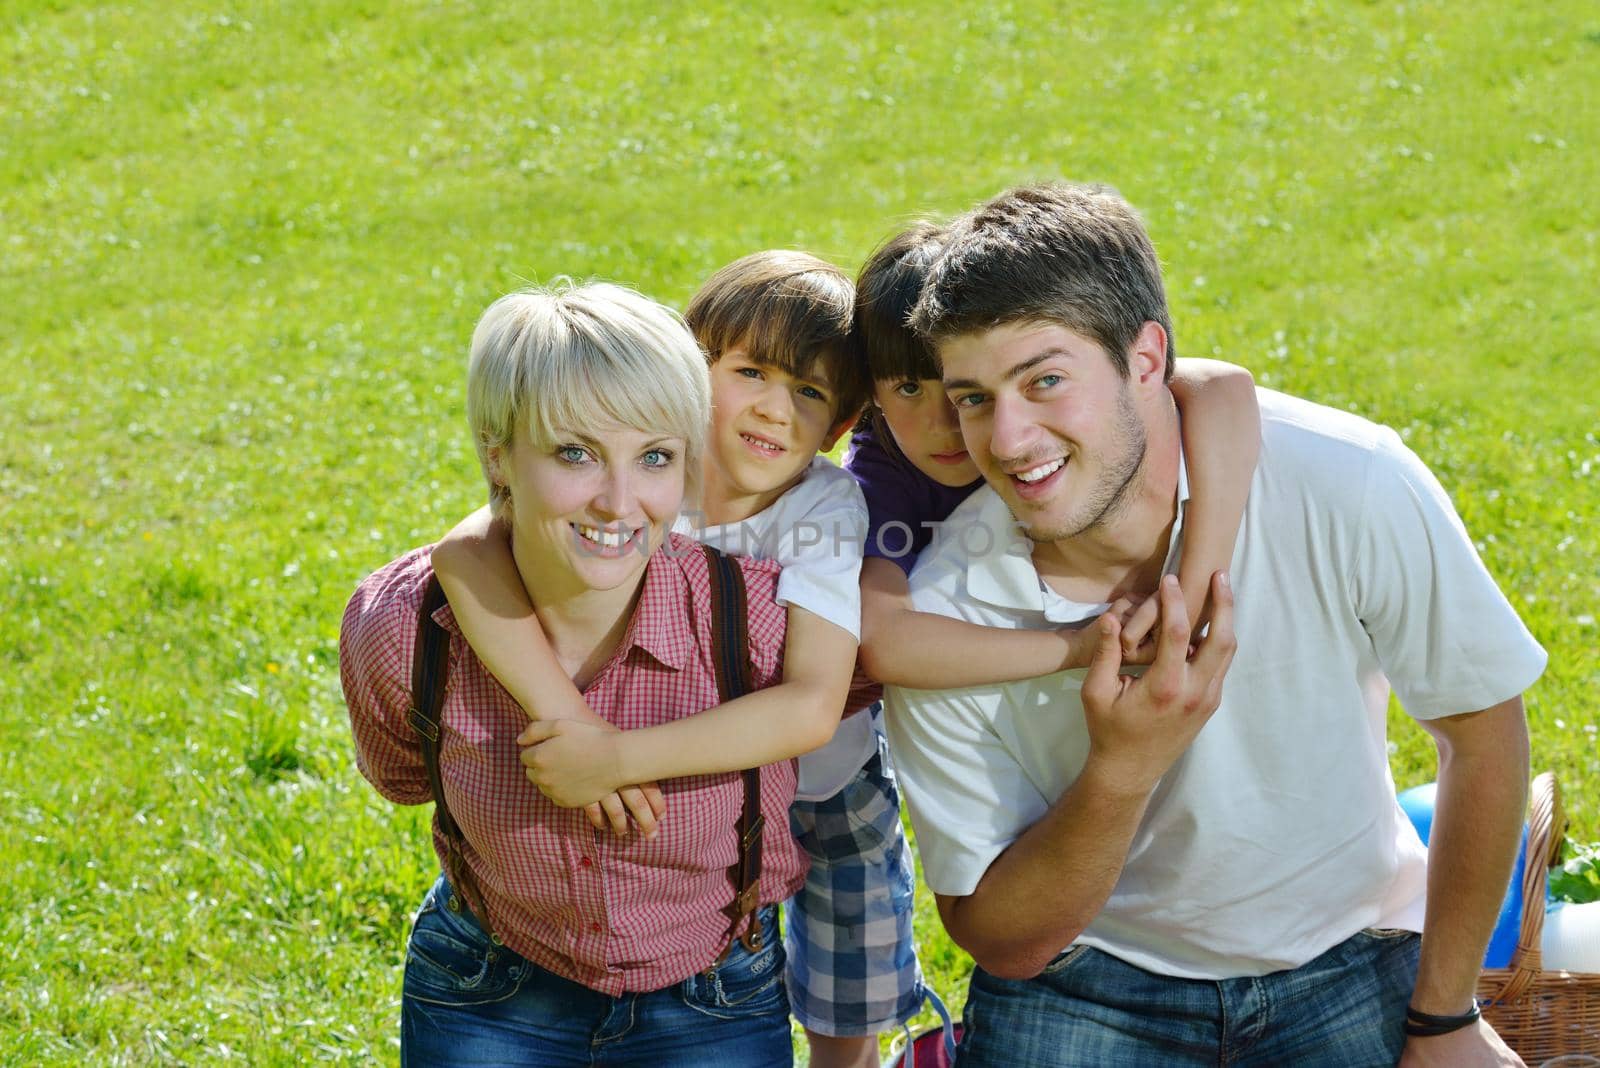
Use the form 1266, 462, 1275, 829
884, 389, 1547, 980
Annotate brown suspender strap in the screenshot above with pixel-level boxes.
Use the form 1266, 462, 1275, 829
409, 573, 494, 930
702, 544, 766, 954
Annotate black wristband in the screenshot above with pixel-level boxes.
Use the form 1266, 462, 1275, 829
1404, 1002, 1481, 1037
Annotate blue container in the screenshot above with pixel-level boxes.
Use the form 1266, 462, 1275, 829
1397, 782, 1527, 968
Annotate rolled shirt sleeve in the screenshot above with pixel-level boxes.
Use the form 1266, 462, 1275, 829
1353, 429, 1547, 719
339, 551, 433, 806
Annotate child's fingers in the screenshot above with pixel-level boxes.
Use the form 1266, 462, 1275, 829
597, 793, 630, 836
584, 802, 607, 832
1120, 639, 1158, 667
619, 787, 659, 838
640, 782, 667, 820
1119, 596, 1159, 657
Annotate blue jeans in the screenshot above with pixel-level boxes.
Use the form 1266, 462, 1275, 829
400, 875, 792, 1067
958, 928, 1421, 1067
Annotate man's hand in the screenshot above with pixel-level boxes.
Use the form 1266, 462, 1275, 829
1399, 1019, 1524, 1067
517, 719, 665, 837
1078, 572, 1235, 797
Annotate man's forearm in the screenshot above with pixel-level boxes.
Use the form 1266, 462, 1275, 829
1411, 699, 1530, 1014
940, 758, 1153, 980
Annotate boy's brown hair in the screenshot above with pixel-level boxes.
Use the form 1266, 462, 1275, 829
855, 221, 946, 385
684, 250, 870, 423
910, 182, 1176, 383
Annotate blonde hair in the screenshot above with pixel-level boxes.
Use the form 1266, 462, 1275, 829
467, 281, 711, 510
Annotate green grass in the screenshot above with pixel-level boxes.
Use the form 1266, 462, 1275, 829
3, 1, 1596, 1062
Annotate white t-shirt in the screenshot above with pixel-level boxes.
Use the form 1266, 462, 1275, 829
676, 455, 875, 801
884, 388, 1547, 980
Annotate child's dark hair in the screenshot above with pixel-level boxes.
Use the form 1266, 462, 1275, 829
684, 250, 869, 423
854, 221, 947, 385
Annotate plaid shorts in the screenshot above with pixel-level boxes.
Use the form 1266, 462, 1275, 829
785, 730, 925, 1037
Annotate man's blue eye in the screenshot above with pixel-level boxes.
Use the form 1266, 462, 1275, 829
955, 393, 985, 409
1035, 374, 1063, 389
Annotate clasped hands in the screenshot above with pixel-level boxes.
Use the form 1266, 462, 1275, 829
1078, 571, 1237, 797
516, 716, 663, 838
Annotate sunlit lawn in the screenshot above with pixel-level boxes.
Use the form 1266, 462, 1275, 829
3, 2, 1596, 1062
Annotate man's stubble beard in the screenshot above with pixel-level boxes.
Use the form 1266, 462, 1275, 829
1019, 384, 1148, 545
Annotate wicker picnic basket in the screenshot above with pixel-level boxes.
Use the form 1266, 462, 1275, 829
1477, 771, 1600, 1060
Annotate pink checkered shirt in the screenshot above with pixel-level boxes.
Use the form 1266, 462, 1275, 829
340, 534, 807, 995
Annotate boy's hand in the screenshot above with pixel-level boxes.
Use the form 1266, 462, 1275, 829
1118, 583, 1194, 661
1058, 595, 1149, 670
1078, 573, 1235, 797
1118, 568, 1229, 660
517, 720, 665, 837
522, 705, 657, 834
584, 785, 666, 838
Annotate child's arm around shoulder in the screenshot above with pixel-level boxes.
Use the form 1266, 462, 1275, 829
1119, 357, 1258, 652
859, 557, 1123, 687
521, 466, 864, 792
519, 559, 857, 793
430, 505, 601, 726
432, 506, 664, 836
612, 470, 862, 776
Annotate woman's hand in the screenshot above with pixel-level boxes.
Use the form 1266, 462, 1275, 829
517, 719, 665, 837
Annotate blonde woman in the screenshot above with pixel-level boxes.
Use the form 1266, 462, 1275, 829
341, 282, 804, 1066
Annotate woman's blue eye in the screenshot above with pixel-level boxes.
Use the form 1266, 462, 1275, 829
641, 449, 674, 468
557, 446, 590, 464
894, 382, 921, 399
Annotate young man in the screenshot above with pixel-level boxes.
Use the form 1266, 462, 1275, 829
883, 183, 1544, 1067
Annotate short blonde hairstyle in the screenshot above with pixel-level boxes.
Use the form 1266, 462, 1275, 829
467, 281, 711, 510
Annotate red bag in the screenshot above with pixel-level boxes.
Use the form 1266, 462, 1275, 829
885, 989, 959, 1068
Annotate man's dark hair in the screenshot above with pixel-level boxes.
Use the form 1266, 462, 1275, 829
910, 183, 1176, 382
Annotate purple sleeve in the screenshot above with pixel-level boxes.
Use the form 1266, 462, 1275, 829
845, 424, 930, 576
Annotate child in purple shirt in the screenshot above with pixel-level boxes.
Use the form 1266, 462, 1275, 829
846, 416, 975, 574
